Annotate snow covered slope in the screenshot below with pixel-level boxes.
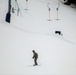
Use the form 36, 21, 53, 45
0, 0, 76, 74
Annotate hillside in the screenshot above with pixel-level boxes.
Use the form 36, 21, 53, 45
0, 0, 76, 74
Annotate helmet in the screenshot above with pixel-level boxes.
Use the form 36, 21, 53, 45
32, 50, 35, 52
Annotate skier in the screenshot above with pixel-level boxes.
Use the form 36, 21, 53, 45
32, 50, 38, 66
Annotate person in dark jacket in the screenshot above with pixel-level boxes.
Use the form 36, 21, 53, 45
32, 50, 38, 66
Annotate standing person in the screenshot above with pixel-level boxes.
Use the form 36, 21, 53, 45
32, 50, 38, 66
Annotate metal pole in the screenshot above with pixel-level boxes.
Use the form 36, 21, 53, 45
56, 8, 59, 20
8, 0, 11, 13
56, 3, 60, 20
48, 8, 51, 21
47, 3, 52, 21
25, 0, 28, 10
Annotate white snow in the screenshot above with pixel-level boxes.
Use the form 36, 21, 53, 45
0, 0, 76, 74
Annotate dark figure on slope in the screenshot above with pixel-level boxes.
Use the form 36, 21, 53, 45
55, 30, 63, 36
32, 50, 38, 66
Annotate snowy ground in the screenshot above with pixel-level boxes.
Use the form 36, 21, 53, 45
0, 0, 76, 74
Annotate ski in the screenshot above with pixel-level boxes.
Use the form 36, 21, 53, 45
26, 65, 41, 67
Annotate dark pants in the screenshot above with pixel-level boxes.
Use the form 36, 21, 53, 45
34, 58, 38, 65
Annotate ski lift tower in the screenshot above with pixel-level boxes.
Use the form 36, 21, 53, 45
5, 0, 11, 23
